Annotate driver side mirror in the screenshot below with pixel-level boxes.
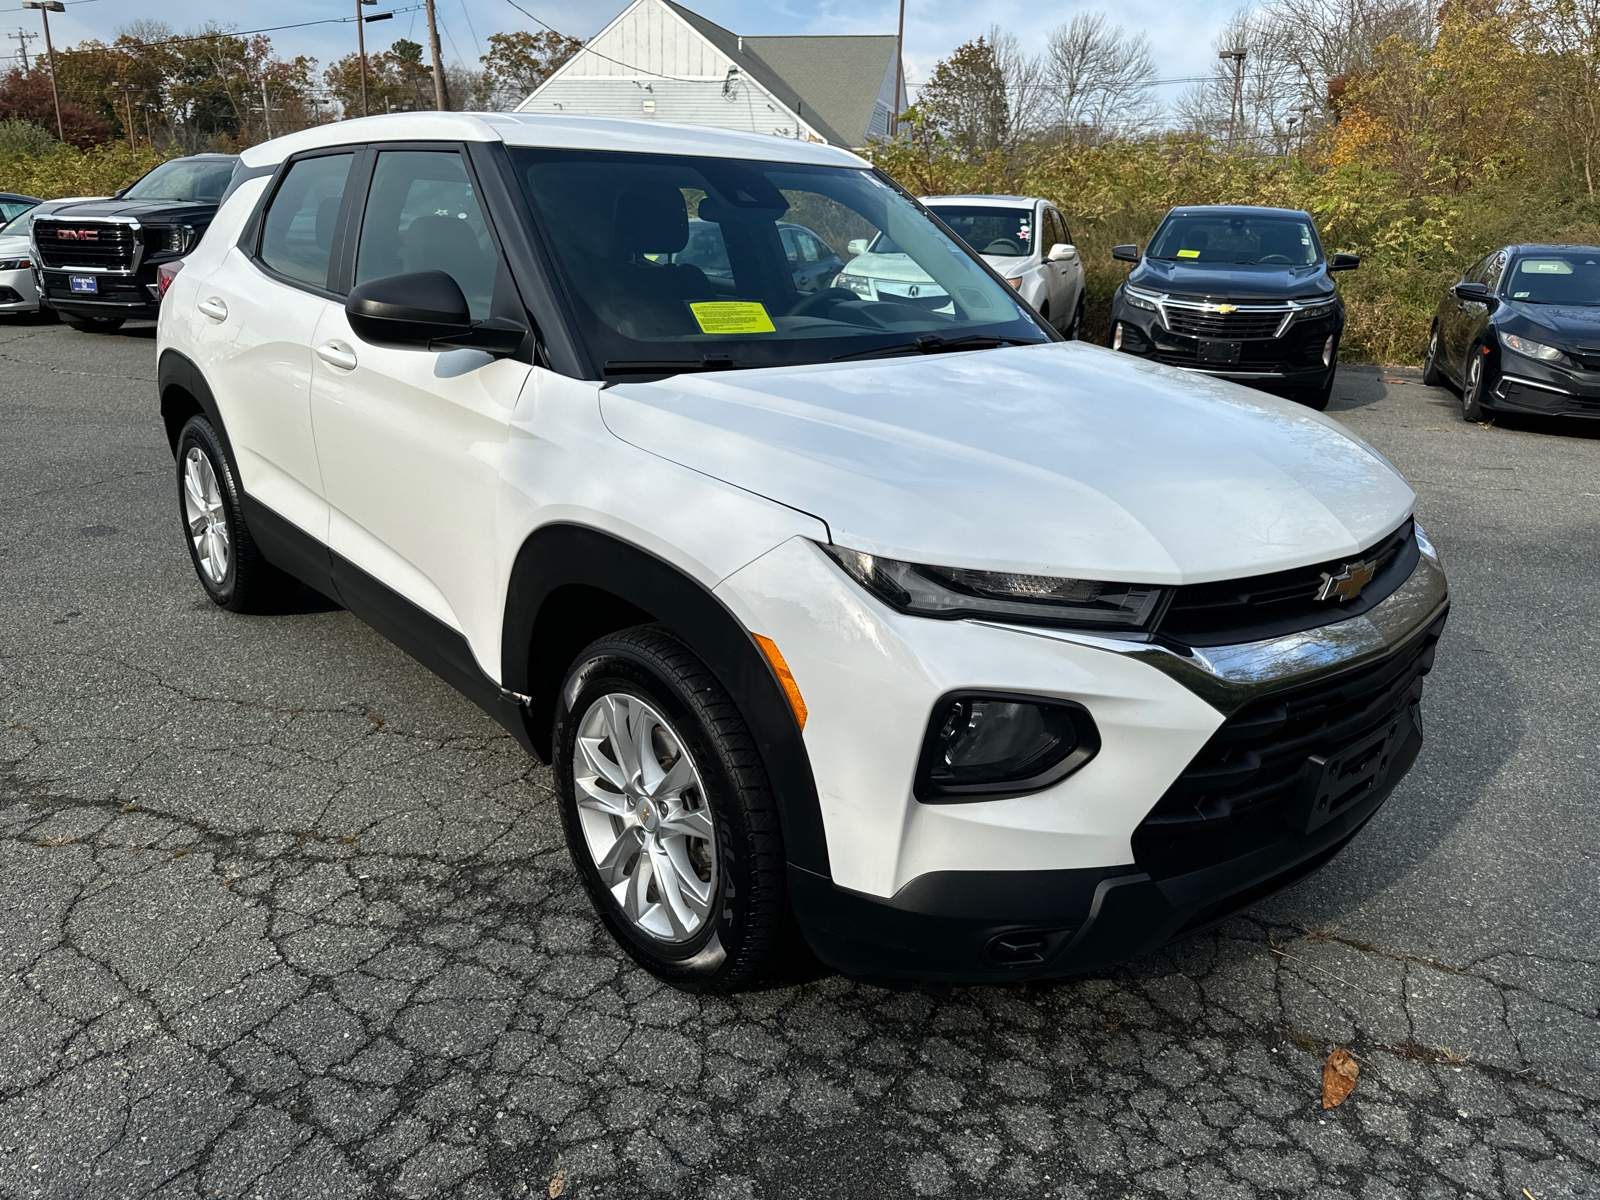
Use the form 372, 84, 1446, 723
1048, 243, 1078, 262
1112, 244, 1140, 263
345, 271, 525, 356
113, 187, 129, 199
1329, 252, 1360, 272
1451, 280, 1497, 308
847, 238, 869, 256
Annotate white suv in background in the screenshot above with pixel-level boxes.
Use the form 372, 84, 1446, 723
837, 194, 1086, 336
157, 113, 1449, 992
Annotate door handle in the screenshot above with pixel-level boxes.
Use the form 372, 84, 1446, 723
197, 297, 228, 322
315, 341, 358, 371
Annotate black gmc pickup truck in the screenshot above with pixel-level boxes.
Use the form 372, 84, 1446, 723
32, 153, 237, 330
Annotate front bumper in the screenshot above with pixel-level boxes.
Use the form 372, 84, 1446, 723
1112, 296, 1339, 387
0, 266, 39, 311
1492, 355, 1600, 418
40, 269, 160, 320
719, 537, 1448, 983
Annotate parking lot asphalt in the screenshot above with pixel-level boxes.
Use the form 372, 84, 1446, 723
1, 317, 1597, 1200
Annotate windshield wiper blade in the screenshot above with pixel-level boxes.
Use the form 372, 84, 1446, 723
603, 356, 741, 377
830, 334, 1038, 363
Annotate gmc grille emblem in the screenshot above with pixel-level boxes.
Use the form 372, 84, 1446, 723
58, 229, 99, 241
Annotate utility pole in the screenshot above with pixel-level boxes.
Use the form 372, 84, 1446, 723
424, 0, 449, 111
142, 103, 153, 148
260, 77, 273, 139
120, 87, 136, 150
891, 0, 905, 139
357, 0, 376, 117
9, 28, 36, 69
21, 1, 65, 142
1219, 47, 1246, 153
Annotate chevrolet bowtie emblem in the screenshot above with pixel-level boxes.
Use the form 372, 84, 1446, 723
1316, 558, 1377, 602
1214, 304, 1238, 314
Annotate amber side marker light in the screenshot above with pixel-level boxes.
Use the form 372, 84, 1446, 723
752, 634, 807, 731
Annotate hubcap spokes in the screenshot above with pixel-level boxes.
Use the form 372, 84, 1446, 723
182, 448, 229, 583
573, 693, 716, 943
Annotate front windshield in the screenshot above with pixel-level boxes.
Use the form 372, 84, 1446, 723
1507, 253, 1600, 305
925, 205, 1036, 258
1148, 213, 1321, 266
512, 148, 1043, 373
123, 158, 236, 203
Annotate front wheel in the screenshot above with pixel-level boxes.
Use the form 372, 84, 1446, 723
1294, 371, 1335, 411
554, 626, 787, 993
1064, 296, 1085, 340
1462, 347, 1490, 421
61, 314, 125, 332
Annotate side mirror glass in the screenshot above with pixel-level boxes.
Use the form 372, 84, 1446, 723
847, 238, 869, 256
1329, 252, 1360, 272
345, 270, 525, 355
1112, 244, 1140, 263
1048, 243, 1078, 262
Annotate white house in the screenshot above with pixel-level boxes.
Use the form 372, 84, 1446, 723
516, 0, 906, 151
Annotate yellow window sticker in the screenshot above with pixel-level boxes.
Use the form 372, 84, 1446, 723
1177, 249, 1201, 258
688, 301, 776, 335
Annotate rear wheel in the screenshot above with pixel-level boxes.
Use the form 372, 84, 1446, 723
61, 314, 124, 332
554, 626, 787, 993
175, 415, 299, 612
1422, 323, 1446, 386
1065, 296, 1085, 340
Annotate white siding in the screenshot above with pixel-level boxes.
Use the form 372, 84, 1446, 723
564, 0, 727, 79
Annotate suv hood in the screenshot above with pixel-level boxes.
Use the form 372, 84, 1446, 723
600, 342, 1413, 584
1129, 258, 1334, 301
39, 198, 219, 224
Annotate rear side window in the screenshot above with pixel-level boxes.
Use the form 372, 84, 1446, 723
355, 150, 498, 319
259, 153, 354, 288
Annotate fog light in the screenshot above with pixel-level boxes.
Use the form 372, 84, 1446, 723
916, 693, 1100, 801
1323, 334, 1335, 367
1113, 322, 1124, 351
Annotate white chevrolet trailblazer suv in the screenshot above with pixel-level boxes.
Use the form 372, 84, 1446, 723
157, 113, 1449, 992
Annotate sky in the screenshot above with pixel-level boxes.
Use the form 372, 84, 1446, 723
0, 0, 1243, 98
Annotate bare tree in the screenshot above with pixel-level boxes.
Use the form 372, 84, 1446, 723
1043, 12, 1158, 144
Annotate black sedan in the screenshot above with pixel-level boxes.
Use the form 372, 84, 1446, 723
1425, 244, 1600, 421
1109, 205, 1359, 409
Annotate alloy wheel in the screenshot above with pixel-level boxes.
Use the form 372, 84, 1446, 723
572, 693, 717, 943
183, 447, 230, 584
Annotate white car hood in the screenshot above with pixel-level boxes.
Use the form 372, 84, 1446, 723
600, 342, 1414, 584
843, 252, 933, 285
0, 234, 29, 259
981, 253, 1035, 277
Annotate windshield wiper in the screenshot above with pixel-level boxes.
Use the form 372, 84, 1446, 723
603, 356, 742, 378
830, 334, 1039, 363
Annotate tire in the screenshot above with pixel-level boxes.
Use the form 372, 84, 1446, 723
1294, 370, 1335, 411
61, 314, 125, 332
1462, 346, 1490, 421
175, 415, 299, 612
1065, 296, 1085, 341
1422, 323, 1446, 386
553, 625, 787, 993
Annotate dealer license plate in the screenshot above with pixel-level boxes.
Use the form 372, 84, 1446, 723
1197, 339, 1241, 365
69, 276, 98, 294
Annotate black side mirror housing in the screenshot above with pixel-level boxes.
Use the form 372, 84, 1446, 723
345, 270, 526, 356
1112, 244, 1140, 264
1329, 252, 1360, 272
113, 187, 128, 199
1451, 280, 1497, 308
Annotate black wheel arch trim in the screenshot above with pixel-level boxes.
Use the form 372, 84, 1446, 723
501, 522, 830, 876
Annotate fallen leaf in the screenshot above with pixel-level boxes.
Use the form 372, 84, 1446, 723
36, 835, 75, 847
549, 1168, 566, 1198
1323, 1047, 1359, 1108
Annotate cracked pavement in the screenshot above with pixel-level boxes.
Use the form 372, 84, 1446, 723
1, 317, 1598, 1199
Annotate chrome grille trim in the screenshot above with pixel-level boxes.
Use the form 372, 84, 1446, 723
31, 216, 143, 274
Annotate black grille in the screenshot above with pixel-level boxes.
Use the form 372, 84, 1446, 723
33, 220, 137, 270
1132, 614, 1445, 880
1159, 521, 1417, 647
1166, 307, 1288, 340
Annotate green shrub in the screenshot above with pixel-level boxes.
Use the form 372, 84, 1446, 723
0, 119, 56, 160
0, 142, 177, 202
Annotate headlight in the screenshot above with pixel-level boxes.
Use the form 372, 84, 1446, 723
148, 225, 191, 256
1296, 301, 1336, 319
835, 272, 872, 297
917, 692, 1101, 800
1122, 286, 1161, 312
1415, 522, 1441, 565
820, 543, 1170, 631
1499, 330, 1569, 365
0, 257, 31, 271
